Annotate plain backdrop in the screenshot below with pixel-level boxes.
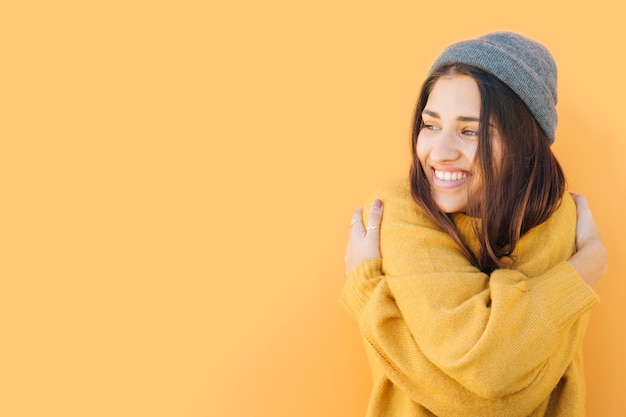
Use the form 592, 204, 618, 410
1, 1, 624, 416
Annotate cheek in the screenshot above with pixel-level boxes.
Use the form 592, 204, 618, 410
460, 142, 480, 174
464, 139, 480, 160
415, 135, 429, 167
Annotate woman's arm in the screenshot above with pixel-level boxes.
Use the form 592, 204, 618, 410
349, 267, 593, 416
340, 184, 605, 406
340, 199, 384, 321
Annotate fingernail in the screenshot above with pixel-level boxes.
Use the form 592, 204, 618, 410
373, 199, 382, 209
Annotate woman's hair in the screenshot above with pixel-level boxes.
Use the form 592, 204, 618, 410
409, 64, 566, 274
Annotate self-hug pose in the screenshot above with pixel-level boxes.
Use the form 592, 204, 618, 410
342, 32, 607, 417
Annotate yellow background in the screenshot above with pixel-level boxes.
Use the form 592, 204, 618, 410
2, 1, 624, 416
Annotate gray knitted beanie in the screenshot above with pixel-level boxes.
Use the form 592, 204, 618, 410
429, 31, 558, 144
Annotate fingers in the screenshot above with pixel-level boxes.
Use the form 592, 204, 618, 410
344, 200, 384, 275
571, 192, 588, 210
569, 193, 607, 285
366, 199, 383, 234
571, 192, 602, 250
572, 193, 593, 219
349, 200, 384, 235
350, 206, 365, 237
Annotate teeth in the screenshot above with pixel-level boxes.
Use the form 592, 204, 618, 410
435, 170, 468, 181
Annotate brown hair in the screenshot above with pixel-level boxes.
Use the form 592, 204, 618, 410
409, 64, 566, 273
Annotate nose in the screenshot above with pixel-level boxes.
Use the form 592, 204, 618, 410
429, 129, 460, 163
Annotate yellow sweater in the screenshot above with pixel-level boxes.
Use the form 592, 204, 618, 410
340, 181, 599, 417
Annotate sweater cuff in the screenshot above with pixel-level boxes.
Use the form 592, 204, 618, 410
534, 261, 599, 329
339, 257, 383, 319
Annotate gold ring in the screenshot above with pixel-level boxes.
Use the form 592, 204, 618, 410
366, 225, 380, 230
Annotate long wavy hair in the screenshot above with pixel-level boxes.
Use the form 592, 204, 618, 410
409, 64, 566, 274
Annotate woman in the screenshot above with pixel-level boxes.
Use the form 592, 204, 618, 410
341, 32, 607, 416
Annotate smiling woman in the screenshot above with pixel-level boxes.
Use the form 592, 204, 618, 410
411, 60, 565, 274
341, 32, 607, 417
417, 74, 486, 214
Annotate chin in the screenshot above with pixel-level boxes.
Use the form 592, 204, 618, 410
433, 198, 468, 214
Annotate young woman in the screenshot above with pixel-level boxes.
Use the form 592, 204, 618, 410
341, 32, 607, 416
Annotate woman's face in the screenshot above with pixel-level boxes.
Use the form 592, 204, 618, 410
416, 74, 501, 214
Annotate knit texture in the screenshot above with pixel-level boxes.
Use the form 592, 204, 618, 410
429, 31, 558, 144
340, 181, 598, 417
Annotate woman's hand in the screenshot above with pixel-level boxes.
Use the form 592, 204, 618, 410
344, 199, 384, 275
569, 193, 608, 287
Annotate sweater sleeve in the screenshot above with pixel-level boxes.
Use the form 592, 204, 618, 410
339, 257, 383, 321
359, 274, 594, 415
381, 262, 597, 399
343, 182, 599, 405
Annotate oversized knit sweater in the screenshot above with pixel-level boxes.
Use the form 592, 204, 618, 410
340, 180, 599, 417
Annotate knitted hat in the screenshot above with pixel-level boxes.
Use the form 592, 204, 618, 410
429, 31, 558, 144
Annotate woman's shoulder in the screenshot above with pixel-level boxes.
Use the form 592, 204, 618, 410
531, 192, 577, 236
369, 179, 412, 201
510, 192, 577, 273
364, 179, 413, 212
364, 179, 437, 227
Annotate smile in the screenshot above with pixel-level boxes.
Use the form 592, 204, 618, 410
434, 169, 469, 181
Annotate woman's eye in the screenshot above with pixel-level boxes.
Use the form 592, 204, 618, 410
462, 129, 478, 137
423, 123, 439, 131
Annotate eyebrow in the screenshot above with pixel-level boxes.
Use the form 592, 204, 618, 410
422, 109, 480, 122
